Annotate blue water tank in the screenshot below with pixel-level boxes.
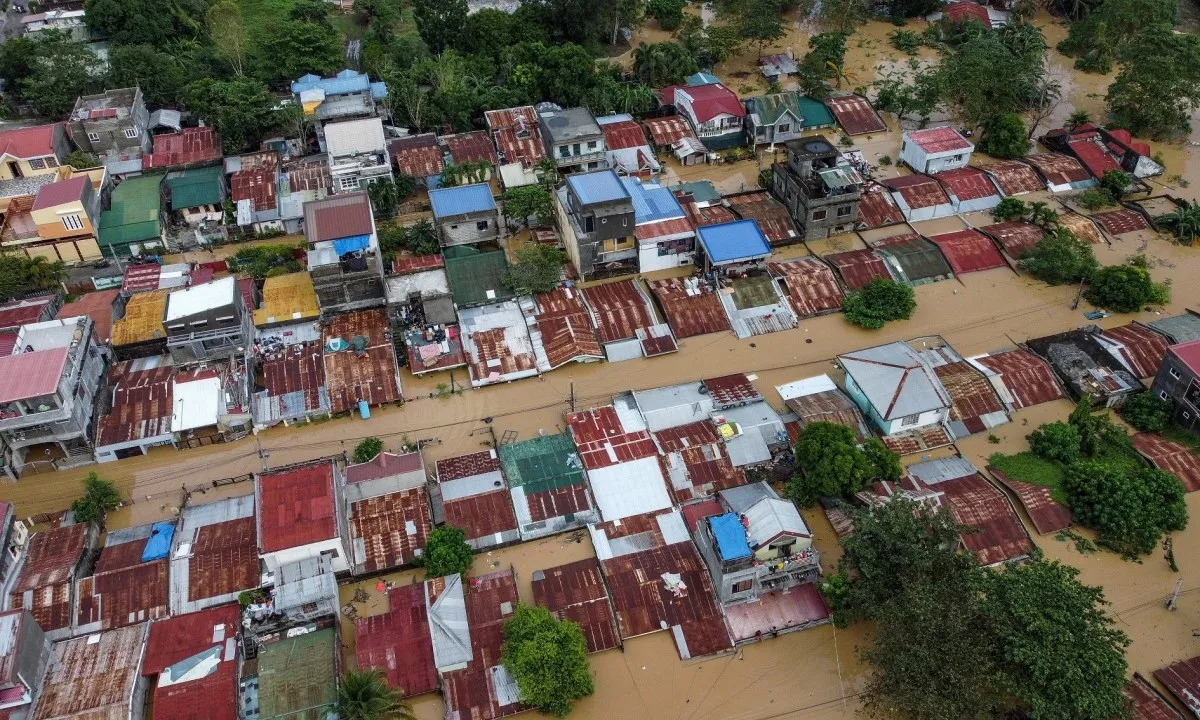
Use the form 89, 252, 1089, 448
359, 400, 370, 419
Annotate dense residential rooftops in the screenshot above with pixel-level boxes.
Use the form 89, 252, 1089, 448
170, 495, 258, 615
32, 622, 147, 720
256, 461, 338, 553
429, 183, 495, 219
143, 604, 239, 720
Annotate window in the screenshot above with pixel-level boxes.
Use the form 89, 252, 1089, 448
836, 206, 852, 217
301, 602, 319, 614
572, 143, 581, 156
44, 157, 58, 168
811, 209, 827, 221
601, 236, 634, 253
215, 315, 235, 322
1170, 366, 1182, 380
900, 414, 920, 427
777, 123, 791, 134
1185, 411, 1192, 421
339, 176, 359, 191
953, 154, 964, 162
122, 127, 139, 139
476, 220, 489, 231
189, 320, 208, 327
587, 141, 597, 150
61, 214, 84, 231
560, 146, 571, 159
584, 216, 595, 233
1161, 391, 1171, 401
28, 158, 46, 170
87, 132, 100, 143
732, 580, 753, 594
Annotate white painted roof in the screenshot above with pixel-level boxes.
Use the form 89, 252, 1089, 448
172, 374, 222, 431
587, 455, 672, 522
775, 374, 837, 401
325, 117, 387, 158
166, 276, 237, 321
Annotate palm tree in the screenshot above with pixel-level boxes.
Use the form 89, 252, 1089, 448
1026, 201, 1059, 229
1159, 203, 1200, 245
1067, 109, 1091, 128
336, 669, 413, 720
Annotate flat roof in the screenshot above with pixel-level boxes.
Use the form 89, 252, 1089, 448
256, 627, 337, 720
567, 170, 629, 205
444, 247, 515, 307
172, 372, 222, 432
33, 623, 147, 720
256, 462, 338, 553
697, 219, 772, 265
166, 276, 236, 321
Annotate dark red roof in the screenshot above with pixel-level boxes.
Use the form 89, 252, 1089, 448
76, 557, 169, 630
1102, 322, 1168, 378
437, 450, 500, 482
768, 257, 845, 317
144, 603, 239, 676
350, 487, 431, 572
321, 308, 401, 413
906, 126, 972, 154
9, 523, 87, 632
442, 131, 498, 166
95, 537, 149, 574
58, 289, 119, 344
972, 349, 1064, 409
345, 451, 423, 484
189, 516, 258, 604
979, 221, 1043, 259
824, 95, 887, 136
0, 330, 15, 357
647, 278, 730, 339
566, 405, 658, 470
31, 175, 88, 211
858, 184, 908, 227
1090, 208, 1150, 236
981, 160, 1045, 195
943, 0, 992, 26
0, 123, 59, 159
392, 254, 444, 275
256, 461, 338, 553
356, 583, 438, 697
883, 174, 952, 210
1170, 338, 1200, 377
390, 134, 445, 178
1133, 433, 1200, 493
144, 127, 221, 169
989, 469, 1072, 535
581, 280, 657, 344
653, 422, 745, 501
1125, 674, 1185, 720
0, 296, 53, 330
441, 570, 526, 720
677, 83, 745, 124
531, 558, 621, 653
97, 361, 175, 446
825, 249, 891, 289
1068, 135, 1122, 178
1107, 128, 1152, 157
725, 190, 798, 246
303, 192, 374, 243
680, 499, 724, 532
704, 373, 762, 406
600, 119, 650, 151
153, 657, 237, 720
1023, 153, 1091, 186
922, 473, 1034, 566
933, 166, 998, 201
523, 483, 592, 523
933, 360, 1005, 430
927, 229, 1007, 273
1154, 656, 1200, 716
443, 489, 518, 544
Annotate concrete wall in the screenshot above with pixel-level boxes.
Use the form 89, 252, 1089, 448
437, 209, 500, 248
1153, 353, 1200, 432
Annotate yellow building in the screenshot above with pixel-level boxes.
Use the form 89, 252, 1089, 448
253, 272, 319, 327
0, 168, 106, 264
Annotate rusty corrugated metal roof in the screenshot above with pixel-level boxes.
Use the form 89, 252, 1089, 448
10, 523, 87, 632
581, 280, 658, 345
98, 361, 175, 447
768, 257, 845, 317
1133, 433, 1200, 493
989, 468, 1072, 535
34, 622, 146, 719
647, 278, 731, 338
972, 349, 1064, 409
188, 515, 258, 605
932, 360, 1005, 427
1102, 323, 1168, 378
441, 569, 525, 720
351, 488, 431, 572
322, 309, 401, 414
824, 95, 887, 136
933, 166, 999, 201
980, 160, 1045, 195
858, 182, 906, 228
825, 248, 891, 289
355, 583, 438, 697
1090, 208, 1150, 236
1154, 656, 1200, 717
566, 406, 657, 470
926, 229, 1007, 274
532, 558, 621, 654
76, 558, 169, 631
725, 191, 799, 246
703, 373, 762, 406
1023, 153, 1091, 186
979, 221, 1043, 259
1125, 673, 1185, 720
917, 472, 1034, 566
256, 461, 337, 553
442, 131, 497, 166
642, 116, 695, 146
883, 174, 951, 210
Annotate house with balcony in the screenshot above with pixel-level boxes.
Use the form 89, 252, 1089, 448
555, 169, 637, 281
67, 87, 150, 157
323, 117, 393, 192
539, 107, 608, 174
0, 316, 104, 478
0, 124, 72, 213
771, 136, 862, 240
164, 276, 252, 365
9, 171, 106, 265
292, 69, 388, 125
669, 83, 745, 150
302, 192, 386, 314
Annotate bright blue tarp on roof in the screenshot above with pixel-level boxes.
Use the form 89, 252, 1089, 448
142, 521, 176, 562
429, 183, 496, 219
291, 69, 388, 99
622, 179, 686, 224
697, 219, 772, 265
710, 513, 752, 561
333, 234, 371, 255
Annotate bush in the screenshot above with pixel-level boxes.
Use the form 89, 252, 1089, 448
70, 472, 121, 524
1063, 461, 1187, 558
353, 437, 383, 464
501, 605, 594, 716
1027, 422, 1081, 464
842, 278, 916, 329
503, 245, 566, 294
1020, 227, 1097, 285
230, 243, 303, 279
785, 422, 902, 507
423, 526, 474, 578
647, 0, 686, 30
1085, 264, 1170, 312
1100, 170, 1131, 199
992, 197, 1028, 222
1119, 392, 1173, 432
1077, 188, 1115, 210
889, 29, 922, 54
978, 113, 1031, 159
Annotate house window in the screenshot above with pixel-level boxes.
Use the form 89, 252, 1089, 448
560, 146, 571, 159
900, 414, 920, 427
584, 216, 595, 233
61, 214, 84, 231
45, 157, 58, 168
123, 127, 139, 139
572, 143, 581, 156
777, 123, 791, 134
953, 154, 964, 162
301, 602, 319, 614
1170, 366, 1182, 380
87, 132, 100, 143
1161, 390, 1171, 401
339, 176, 359, 191
732, 580, 753, 594
215, 315, 235, 322
28, 158, 46, 170
189, 320, 208, 327
476, 220, 489, 231
601, 236, 633, 253
836, 206, 852, 217
811, 209, 827, 221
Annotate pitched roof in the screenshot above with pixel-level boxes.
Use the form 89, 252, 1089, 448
0, 345, 69, 404
33, 623, 146, 720
0, 123, 59, 159
98, 174, 163, 247
256, 462, 338, 553
31, 175, 88, 211
442, 130, 497, 166
905, 126, 972, 154
943, 0, 992, 26
599, 119, 650, 151
677, 83, 745, 124
302, 192, 373, 243
389, 133, 445, 177
839, 342, 951, 419
144, 127, 221, 169
164, 166, 223, 210
823, 95, 887, 135
429, 183, 495, 219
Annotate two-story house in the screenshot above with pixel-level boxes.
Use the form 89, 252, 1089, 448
670, 83, 745, 150
292, 69, 388, 125
1151, 339, 1200, 433
324, 117, 393, 192
0, 315, 105, 479
67, 87, 150, 157
899, 126, 974, 174
539, 107, 608, 174
163, 276, 252, 365
771, 136, 863, 240
0, 609, 51, 718
839, 341, 952, 436
428, 183, 500, 249
554, 169, 636, 281
302, 192, 386, 314
6, 171, 106, 264
0, 124, 72, 212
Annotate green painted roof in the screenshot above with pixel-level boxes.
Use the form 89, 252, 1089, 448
444, 246, 515, 307
750, 92, 804, 125
98, 174, 163, 247
164, 165, 223, 210
798, 96, 836, 128
670, 180, 721, 204
498, 433, 585, 494
256, 627, 336, 720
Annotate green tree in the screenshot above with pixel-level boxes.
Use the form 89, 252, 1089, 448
70, 472, 122, 525
740, 0, 787, 57
503, 186, 554, 230
1020, 227, 1097, 285
457, 9, 520, 60
289, 0, 333, 25
992, 197, 1028, 222
207, 0, 247, 76
229, 243, 303, 278
84, 0, 209, 48
258, 19, 343, 83
501, 605, 594, 717
818, 0, 872, 33
1159, 201, 1200, 243
0, 256, 64, 301
1107, 24, 1200, 138
1100, 169, 1131, 199
402, 220, 440, 256
336, 668, 414, 720
647, 0, 686, 29
632, 41, 699, 87
842, 278, 916, 329
979, 559, 1130, 720
978, 113, 1031, 159
1058, 0, 1176, 74
187, 76, 278, 154
354, 437, 384, 464
16, 33, 100, 118
62, 150, 99, 170
1027, 421, 1082, 464
393, 174, 417, 202
1119, 392, 1173, 432
1085, 264, 1170, 312
1064, 461, 1187, 557
798, 31, 849, 98
785, 422, 901, 507
936, 29, 1047, 125
1025, 200, 1060, 228
872, 65, 941, 125
675, 16, 743, 69
414, 0, 468, 53
367, 180, 400, 220
503, 245, 566, 294
423, 526, 474, 578
106, 44, 189, 108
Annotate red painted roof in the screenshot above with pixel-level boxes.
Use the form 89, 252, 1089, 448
0, 330, 15, 357
824, 95, 887, 136
0, 296, 54, 330
566, 405, 658, 470
825, 249, 891, 289
600, 120, 650, 151
256, 461, 338, 553
979, 221, 1043, 259
1169, 338, 1200, 377
0, 346, 69, 404
0, 123, 58, 159
981, 160, 1045, 195
1107, 128, 1152, 157
972, 349, 1064, 409
642, 115, 695, 146
531, 558, 621, 653
31, 175, 88, 211
442, 131, 497, 166
58, 289, 119, 345
144, 127, 221, 169
989, 469, 1072, 534
1068, 135, 1122, 178
1125, 674, 1185, 720
677, 83, 745, 124
437, 449, 500, 482
1154, 656, 1200, 715
523, 483, 592, 524
1102, 323, 1168, 378
443, 489, 519, 543
768, 257, 845, 317
153, 658, 238, 720
906, 126, 972, 154
304, 192, 374, 243
356, 583, 438, 697
76, 557, 170, 630
704, 373, 762, 406
144, 603, 239, 676
933, 166, 998, 201
1133, 433, 1200, 493
647, 278, 730, 338
883, 174, 952, 210
1090, 208, 1150, 236
392, 254, 444, 274
350, 487, 431, 572
188, 516, 258, 605
943, 0, 992, 26
581, 279, 657, 344
680, 499, 724, 532
345, 450, 423, 484
927, 229, 1007, 273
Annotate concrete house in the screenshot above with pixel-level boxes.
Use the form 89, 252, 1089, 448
256, 460, 350, 575
163, 276, 252, 365
1152, 339, 1200, 432
292, 69, 388, 124
671, 83, 745, 150
26, 172, 105, 264
324, 117, 393, 192
539, 107, 608, 174
302, 192, 386, 314
68, 87, 150, 156
744, 92, 833, 146
623, 177, 696, 273
428, 183, 500, 248
555, 170, 636, 281
0, 609, 51, 718
0, 124, 71, 194
899, 126, 974, 174
771, 136, 862, 240
0, 316, 104, 479
839, 341, 953, 435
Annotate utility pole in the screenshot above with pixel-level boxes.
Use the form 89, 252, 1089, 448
569, 380, 575, 413
256, 436, 269, 472
1167, 577, 1184, 611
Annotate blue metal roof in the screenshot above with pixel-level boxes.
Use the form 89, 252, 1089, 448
688, 72, 720, 87
567, 170, 630, 206
595, 113, 634, 126
429, 183, 497, 219
291, 69, 388, 98
697, 220, 772, 265
710, 513, 752, 561
622, 179, 685, 224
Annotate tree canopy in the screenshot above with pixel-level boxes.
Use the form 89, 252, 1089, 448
501, 605, 594, 717
1064, 461, 1187, 557
336, 668, 414, 720
842, 278, 917, 329
502, 186, 555, 230
786, 422, 902, 507
503, 246, 567, 294
1107, 24, 1200, 139
1119, 392, 1173, 432
1084, 263, 1171, 312
978, 113, 1030, 159
1020, 227, 1098, 285
0, 256, 64, 303
354, 437, 384, 464
71, 472, 122, 525
423, 526, 474, 578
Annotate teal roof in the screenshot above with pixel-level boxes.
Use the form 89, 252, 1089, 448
687, 72, 720, 87
444, 246, 515, 307
498, 433, 585, 493
164, 165, 223, 211
98, 174, 163, 247
798, 96, 836, 128
670, 180, 721, 204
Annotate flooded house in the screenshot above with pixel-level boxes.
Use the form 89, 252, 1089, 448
566, 404, 673, 523
539, 107, 608, 174
302, 192, 386, 315
1041, 123, 1164, 180
666, 82, 746, 150
343, 450, 432, 574
898, 126, 974, 174
142, 604, 240, 720
776, 374, 872, 442
164, 276, 251, 365
555, 170, 637, 281
75, 521, 173, 633
429, 183, 500, 249
168, 495, 259, 616
485, 106, 545, 188
1151, 338, 1200, 433
0, 609, 50, 718
256, 460, 349, 576
596, 114, 660, 179
434, 450, 521, 550
499, 433, 599, 542
579, 279, 678, 361
838, 341, 953, 437
6, 521, 97, 639
771, 135, 862, 241
623, 177, 696, 272
696, 219, 797, 339
29, 622, 149, 720
1026, 327, 1141, 407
